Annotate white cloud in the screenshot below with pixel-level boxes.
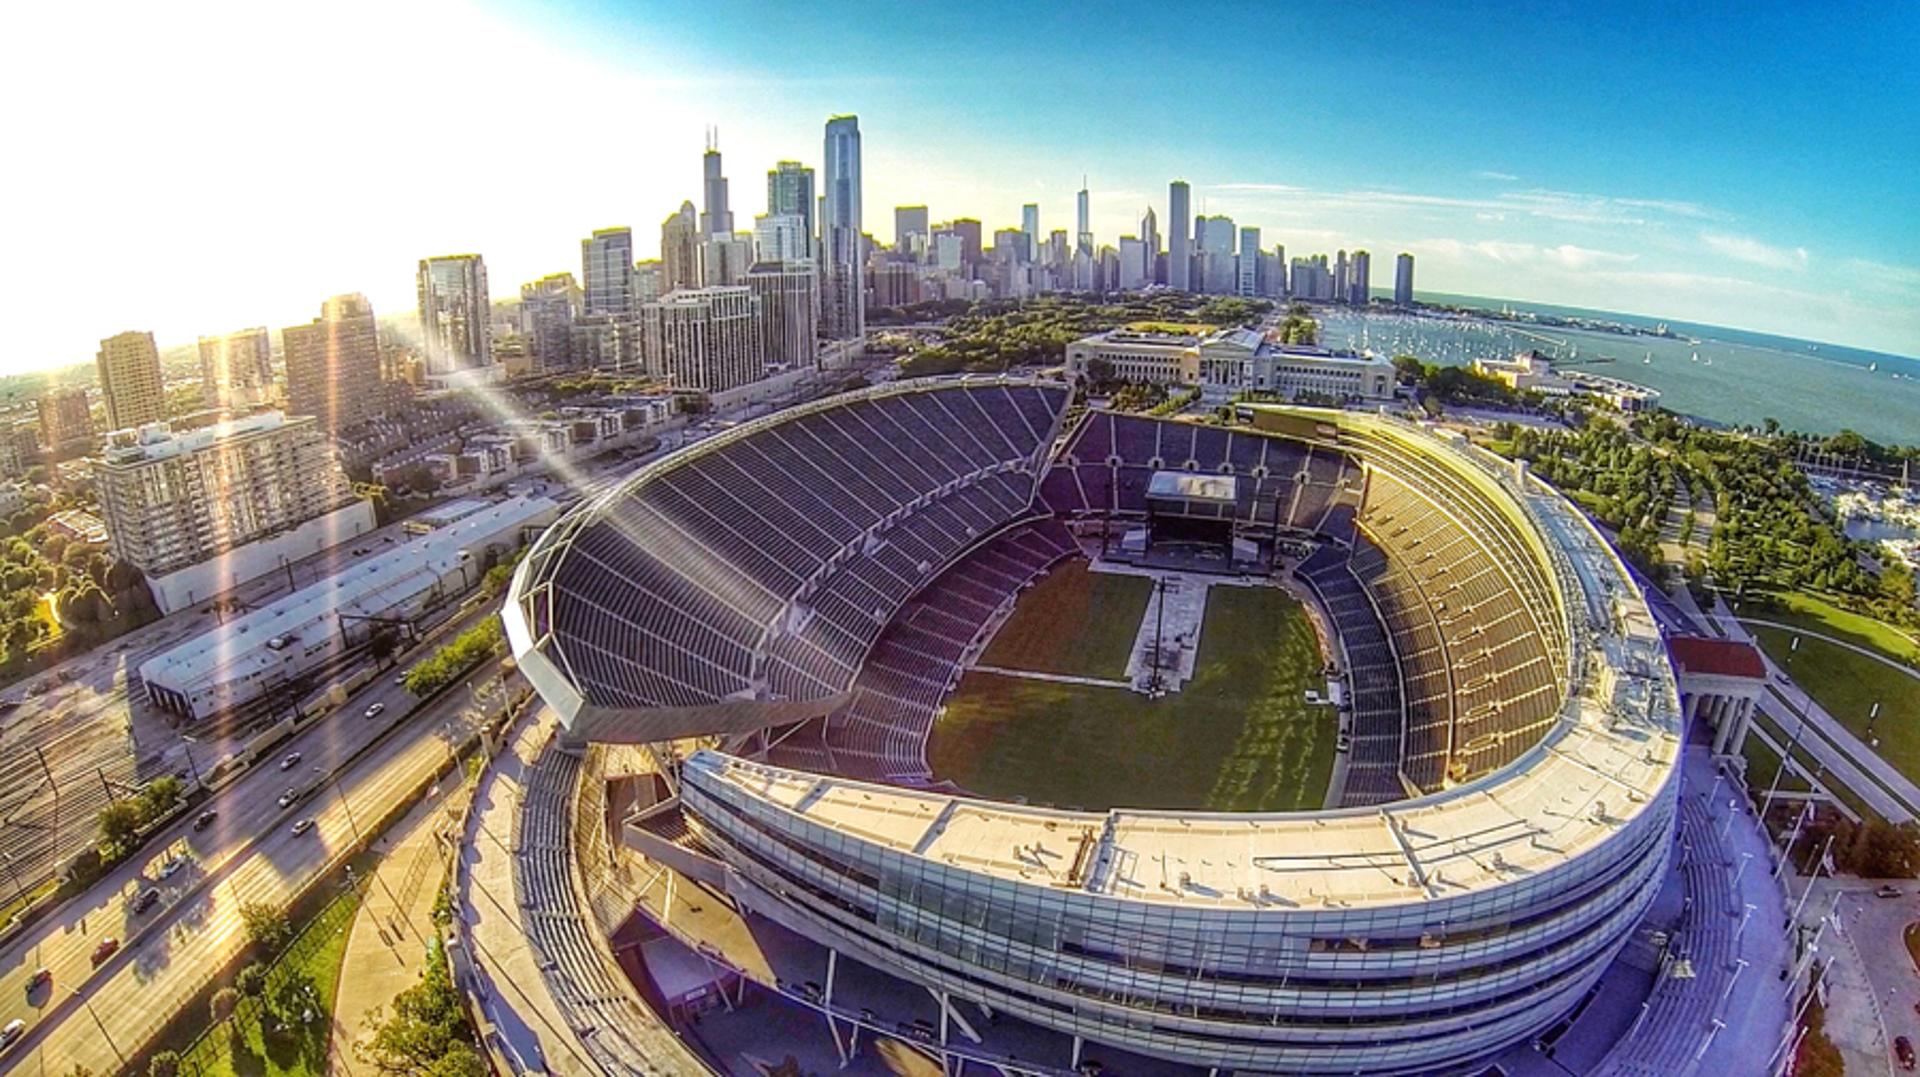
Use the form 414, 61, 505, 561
1700, 232, 1810, 270
1473, 170, 1520, 182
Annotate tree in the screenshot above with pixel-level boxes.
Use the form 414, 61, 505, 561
235, 962, 268, 999
364, 946, 478, 1075
210, 986, 240, 1022
240, 901, 292, 954
97, 798, 143, 855
369, 626, 401, 667
147, 1049, 180, 1077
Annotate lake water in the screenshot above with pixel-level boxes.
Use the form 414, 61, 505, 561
1318, 296, 1920, 446
1844, 518, 1919, 543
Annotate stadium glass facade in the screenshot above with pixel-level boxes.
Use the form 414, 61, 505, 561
505, 389, 1683, 1075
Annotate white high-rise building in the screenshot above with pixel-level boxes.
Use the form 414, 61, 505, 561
1168, 181, 1192, 291
416, 254, 492, 373
581, 227, 635, 316
1140, 207, 1161, 282
642, 286, 763, 393
822, 115, 864, 341
1075, 181, 1092, 255
93, 411, 372, 610
698, 233, 756, 287
1118, 237, 1149, 291
1236, 226, 1262, 297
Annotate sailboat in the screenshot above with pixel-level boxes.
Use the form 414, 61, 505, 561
1643, 350, 1652, 364
1690, 351, 1699, 363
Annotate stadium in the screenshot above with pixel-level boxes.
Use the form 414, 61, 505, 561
500, 376, 1683, 1075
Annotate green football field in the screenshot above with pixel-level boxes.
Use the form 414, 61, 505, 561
929, 567, 1337, 812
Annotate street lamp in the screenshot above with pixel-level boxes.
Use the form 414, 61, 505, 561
314, 766, 363, 844
74, 988, 126, 1068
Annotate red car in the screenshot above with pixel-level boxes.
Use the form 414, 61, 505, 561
90, 938, 119, 967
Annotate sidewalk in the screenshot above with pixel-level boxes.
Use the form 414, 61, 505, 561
328, 773, 470, 1075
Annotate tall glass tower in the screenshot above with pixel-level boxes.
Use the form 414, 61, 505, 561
822, 115, 863, 341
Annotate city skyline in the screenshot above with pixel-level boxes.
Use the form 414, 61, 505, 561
4, 0, 1917, 374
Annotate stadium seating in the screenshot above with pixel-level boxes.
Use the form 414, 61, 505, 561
538, 382, 1067, 714
767, 517, 1079, 782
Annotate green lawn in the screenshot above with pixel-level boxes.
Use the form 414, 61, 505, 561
1740, 590, 1920, 667
1750, 624, 1920, 791
976, 559, 1152, 679
181, 887, 360, 1077
1739, 727, 1812, 797
932, 584, 1336, 812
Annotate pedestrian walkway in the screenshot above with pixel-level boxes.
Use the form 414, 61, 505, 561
328, 775, 469, 1075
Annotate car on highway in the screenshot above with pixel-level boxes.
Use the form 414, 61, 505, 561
291, 818, 315, 836
159, 853, 189, 878
1897, 1035, 1916, 1070
279, 751, 302, 770
1877, 885, 1903, 898
90, 938, 119, 966
364, 702, 385, 719
278, 788, 298, 808
396, 671, 412, 687
132, 887, 160, 914
25, 968, 49, 995
1, 1019, 24, 1051
193, 809, 218, 831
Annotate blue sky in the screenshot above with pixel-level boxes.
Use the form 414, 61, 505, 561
3, 0, 1916, 371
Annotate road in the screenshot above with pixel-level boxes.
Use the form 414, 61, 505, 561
0, 605, 510, 1076
0, 503, 471, 901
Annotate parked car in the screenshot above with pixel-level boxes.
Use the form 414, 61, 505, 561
364, 702, 385, 719
90, 938, 119, 966
278, 788, 298, 809
132, 888, 160, 914
193, 810, 218, 831
1877, 884, 1903, 898
1897, 1035, 1915, 1070
1336, 733, 1352, 753
279, 751, 302, 770
395, 672, 409, 686
291, 819, 315, 836
0, 1019, 23, 1050
159, 854, 188, 879
24, 968, 49, 994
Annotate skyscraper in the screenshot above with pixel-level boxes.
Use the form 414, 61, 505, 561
196, 327, 273, 411
753, 214, 810, 263
1196, 216, 1237, 294
520, 273, 580, 372
96, 330, 165, 431
765, 161, 816, 258
283, 294, 387, 431
641, 286, 762, 392
746, 261, 820, 368
1075, 180, 1092, 256
894, 205, 930, 255
416, 254, 492, 372
1395, 252, 1416, 307
951, 218, 983, 271
700, 132, 733, 235
1168, 181, 1191, 291
38, 387, 93, 452
1334, 250, 1348, 305
1140, 207, 1161, 280
1021, 203, 1040, 261
1237, 226, 1262, 297
581, 227, 635, 316
822, 114, 864, 341
1349, 249, 1372, 306
661, 202, 700, 292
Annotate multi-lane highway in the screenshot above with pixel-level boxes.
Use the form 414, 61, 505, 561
0, 609, 510, 1076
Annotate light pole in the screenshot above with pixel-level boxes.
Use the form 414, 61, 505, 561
180, 734, 204, 789
315, 766, 363, 844
75, 988, 126, 1068
1, 852, 25, 911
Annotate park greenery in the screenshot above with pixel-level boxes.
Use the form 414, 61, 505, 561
94, 775, 187, 858
403, 615, 505, 698
1276, 302, 1319, 346
360, 942, 485, 1076
895, 294, 1273, 378
1485, 411, 1917, 631
0, 519, 158, 673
